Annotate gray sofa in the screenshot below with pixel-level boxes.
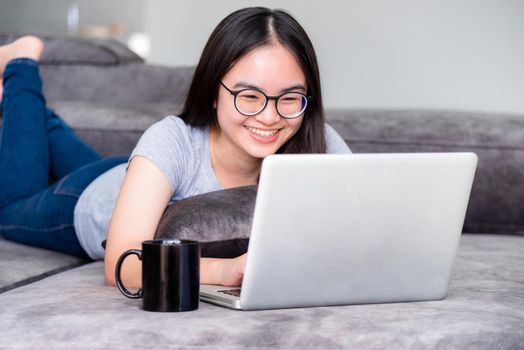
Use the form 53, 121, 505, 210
1, 35, 523, 349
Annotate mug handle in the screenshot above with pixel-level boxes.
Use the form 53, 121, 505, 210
115, 249, 143, 299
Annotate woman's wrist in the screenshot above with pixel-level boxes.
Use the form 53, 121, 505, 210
200, 257, 223, 285
200, 255, 246, 287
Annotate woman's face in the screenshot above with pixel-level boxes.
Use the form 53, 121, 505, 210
214, 44, 306, 160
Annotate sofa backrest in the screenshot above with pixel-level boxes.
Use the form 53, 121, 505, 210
327, 109, 524, 236
0, 34, 195, 105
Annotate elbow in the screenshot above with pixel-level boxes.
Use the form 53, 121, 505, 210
104, 259, 117, 287
106, 274, 116, 287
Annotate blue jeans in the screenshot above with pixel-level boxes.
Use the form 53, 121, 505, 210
0, 59, 127, 258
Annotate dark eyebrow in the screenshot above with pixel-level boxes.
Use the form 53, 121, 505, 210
232, 81, 307, 94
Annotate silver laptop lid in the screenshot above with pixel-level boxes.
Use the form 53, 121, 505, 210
239, 153, 477, 310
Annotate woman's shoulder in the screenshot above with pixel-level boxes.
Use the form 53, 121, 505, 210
324, 122, 351, 154
130, 115, 210, 194
133, 115, 210, 157
148, 115, 189, 134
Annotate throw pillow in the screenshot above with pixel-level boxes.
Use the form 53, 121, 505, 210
155, 185, 257, 258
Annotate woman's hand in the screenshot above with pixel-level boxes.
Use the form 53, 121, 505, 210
201, 253, 247, 287
217, 253, 247, 287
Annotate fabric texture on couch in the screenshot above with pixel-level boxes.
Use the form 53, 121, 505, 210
48, 101, 178, 157
327, 109, 524, 236
0, 34, 195, 105
0, 34, 143, 66
40, 64, 195, 104
0, 237, 86, 294
1, 234, 522, 349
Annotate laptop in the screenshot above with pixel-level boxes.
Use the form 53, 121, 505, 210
200, 152, 478, 310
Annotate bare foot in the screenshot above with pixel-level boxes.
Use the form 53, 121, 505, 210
0, 36, 44, 77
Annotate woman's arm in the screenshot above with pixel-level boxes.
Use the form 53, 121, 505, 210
104, 156, 172, 287
104, 156, 247, 288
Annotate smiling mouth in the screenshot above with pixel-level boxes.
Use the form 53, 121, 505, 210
245, 126, 280, 137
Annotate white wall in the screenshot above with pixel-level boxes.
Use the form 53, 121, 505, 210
145, 0, 524, 114
0, 0, 145, 35
0, 0, 71, 34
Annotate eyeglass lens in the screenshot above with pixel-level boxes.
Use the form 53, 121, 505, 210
235, 90, 307, 118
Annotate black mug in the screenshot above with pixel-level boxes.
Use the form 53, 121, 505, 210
115, 239, 200, 312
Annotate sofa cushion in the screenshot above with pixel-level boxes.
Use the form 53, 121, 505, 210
40, 64, 195, 104
155, 186, 257, 258
0, 234, 522, 349
47, 101, 178, 157
0, 236, 87, 294
326, 110, 524, 236
0, 34, 143, 65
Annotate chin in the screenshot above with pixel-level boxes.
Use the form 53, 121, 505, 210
244, 144, 281, 159
247, 149, 277, 160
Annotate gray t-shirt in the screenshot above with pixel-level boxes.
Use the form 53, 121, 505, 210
74, 115, 351, 260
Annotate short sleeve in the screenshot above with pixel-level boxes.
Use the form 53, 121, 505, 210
129, 116, 194, 194
325, 123, 352, 154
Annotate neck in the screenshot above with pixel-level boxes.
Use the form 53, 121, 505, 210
210, 126, 261, 188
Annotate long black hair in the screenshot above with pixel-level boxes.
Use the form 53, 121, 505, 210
179, 7, 326, 154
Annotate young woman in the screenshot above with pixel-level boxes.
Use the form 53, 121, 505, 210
0, 7, 350, 289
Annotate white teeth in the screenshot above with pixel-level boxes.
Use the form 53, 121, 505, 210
246, 126, 279, 137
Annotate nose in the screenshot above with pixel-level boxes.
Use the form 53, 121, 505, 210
254, 99, 281, 125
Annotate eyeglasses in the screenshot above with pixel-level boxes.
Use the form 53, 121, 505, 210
220, 81, 311, 119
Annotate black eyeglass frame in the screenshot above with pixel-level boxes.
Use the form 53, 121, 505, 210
220, 81, 312, 119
